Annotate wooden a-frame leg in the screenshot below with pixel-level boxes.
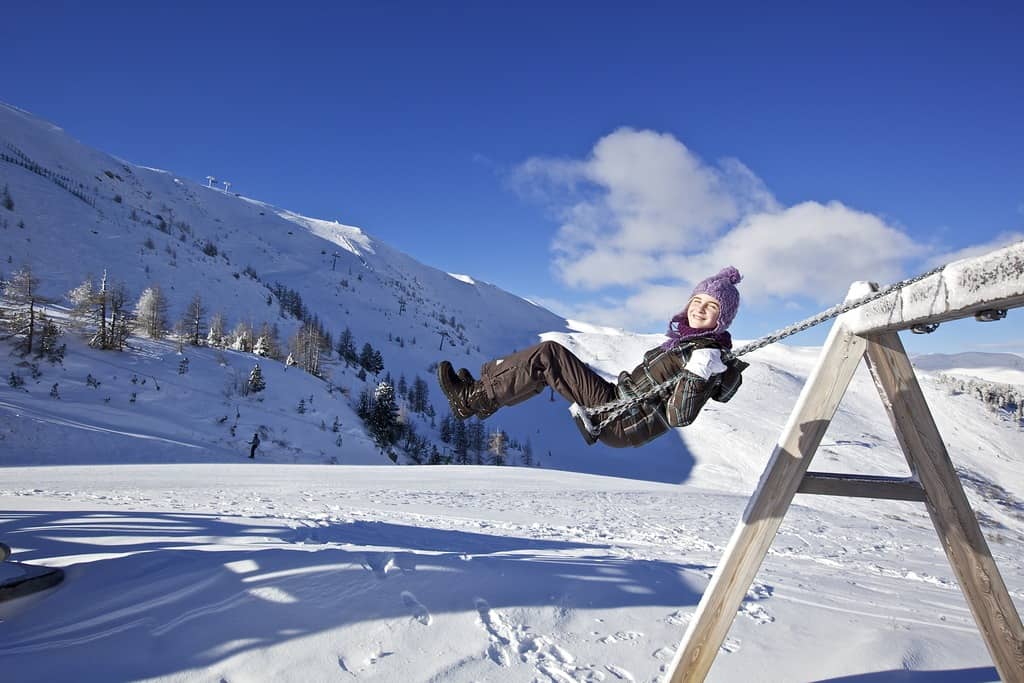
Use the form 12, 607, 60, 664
664, 321, 868, 682
864, 331, 1024, 681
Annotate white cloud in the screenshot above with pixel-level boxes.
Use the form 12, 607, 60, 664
514, 128, 743, 290
924, 232, 1024, 269
512, 128, 931, 328
692, 201, 928, 305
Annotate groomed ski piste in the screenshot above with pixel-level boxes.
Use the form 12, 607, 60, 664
1, 102, 1023, 681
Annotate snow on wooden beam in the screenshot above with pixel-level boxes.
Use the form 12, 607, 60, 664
847, 240, 1024, 334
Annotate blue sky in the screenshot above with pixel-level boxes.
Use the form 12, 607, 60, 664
4, 1, 1023, 354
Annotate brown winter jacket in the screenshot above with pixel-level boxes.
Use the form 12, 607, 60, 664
604, 340, 745, 448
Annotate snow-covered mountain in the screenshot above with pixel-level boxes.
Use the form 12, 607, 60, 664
913, 351, 1024, 385
2, 104, 1023, 682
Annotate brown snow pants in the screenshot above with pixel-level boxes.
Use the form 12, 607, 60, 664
478, 340, 631, 447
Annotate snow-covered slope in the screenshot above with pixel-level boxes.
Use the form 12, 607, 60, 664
2, 103, 1023, 682
913, 351, 1024, 385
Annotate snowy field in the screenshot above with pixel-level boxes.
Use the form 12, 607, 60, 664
1, 465, 1020, 682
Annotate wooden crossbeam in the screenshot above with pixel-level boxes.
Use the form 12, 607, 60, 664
797, 472, 925, 501
848, 241, 1024, 335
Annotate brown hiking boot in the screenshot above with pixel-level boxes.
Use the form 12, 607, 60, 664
437, 361, 498, 420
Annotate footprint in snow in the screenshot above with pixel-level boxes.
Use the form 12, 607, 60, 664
720, 637, 741, 653
401, 590, 432, 626
363, 552, 396, 579
739, 601, 774, 624
664, 610, 692, 626
604, 664, 635, 681
652, 646, 675, 660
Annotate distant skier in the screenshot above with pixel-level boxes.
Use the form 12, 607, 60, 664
248, 432, 260, 459
437, 267, 748, 448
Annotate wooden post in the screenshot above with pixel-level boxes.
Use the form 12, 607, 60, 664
864, 331, 1024, 680
665, 304, 869, 682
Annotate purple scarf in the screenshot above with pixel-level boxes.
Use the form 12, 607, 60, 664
660, 313, 733, 351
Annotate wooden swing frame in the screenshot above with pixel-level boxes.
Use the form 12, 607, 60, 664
666, 243, 1024, 682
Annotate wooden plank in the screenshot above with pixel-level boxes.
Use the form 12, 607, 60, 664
864, 331, 1024, 681
847, 241, 1024, 335
665, 308, 869, 682
798, 472, 926, 501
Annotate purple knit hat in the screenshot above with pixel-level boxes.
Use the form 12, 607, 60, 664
661, 266, 742, 351
690, 266, 742, 334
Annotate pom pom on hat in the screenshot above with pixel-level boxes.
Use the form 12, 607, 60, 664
690, 266, 742, 333
717, 266, 742, 285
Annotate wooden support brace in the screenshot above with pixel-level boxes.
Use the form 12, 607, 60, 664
665, 313, 868, 682
798, 472, 926, 502
864, 331, 1024, 681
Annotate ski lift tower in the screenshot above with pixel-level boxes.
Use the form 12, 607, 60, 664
222, 180, 231, 194
206, 176, 216, 188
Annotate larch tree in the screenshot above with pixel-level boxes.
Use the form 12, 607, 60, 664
134, 285, 169, 339
207, 312, 227, 348
488, 429, 508, 466
3, 264, 50, 355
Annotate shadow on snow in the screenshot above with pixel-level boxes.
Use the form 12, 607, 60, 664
0, 509, 707, 680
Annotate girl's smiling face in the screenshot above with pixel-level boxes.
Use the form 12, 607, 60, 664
687, 294, 722, 330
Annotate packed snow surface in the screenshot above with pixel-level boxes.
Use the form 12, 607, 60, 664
1, 465, 1021, 682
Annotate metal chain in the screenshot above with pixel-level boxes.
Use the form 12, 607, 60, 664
730, 264, 946, 358
583, 264, 948, 434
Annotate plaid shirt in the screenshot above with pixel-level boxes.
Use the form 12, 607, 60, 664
614, 341, 740, 447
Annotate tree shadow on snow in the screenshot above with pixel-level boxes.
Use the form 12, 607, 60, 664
0, 509, 707, 681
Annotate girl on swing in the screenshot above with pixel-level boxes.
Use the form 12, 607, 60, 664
437, 267, 747, 448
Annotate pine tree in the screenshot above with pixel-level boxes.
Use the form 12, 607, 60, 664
439, 413, 453, 443
452, 418, 469, 465
369, 381, 400, 452
35, 312, 64, 362
248, 363, 266, 393
336, 326, 358, 367
521, 437, 534, 467
253, 335, 269, 356
411, 376, 430, 413
467, 419, 486, 465
358, 342, 376, 373
186, 293, 206, 346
